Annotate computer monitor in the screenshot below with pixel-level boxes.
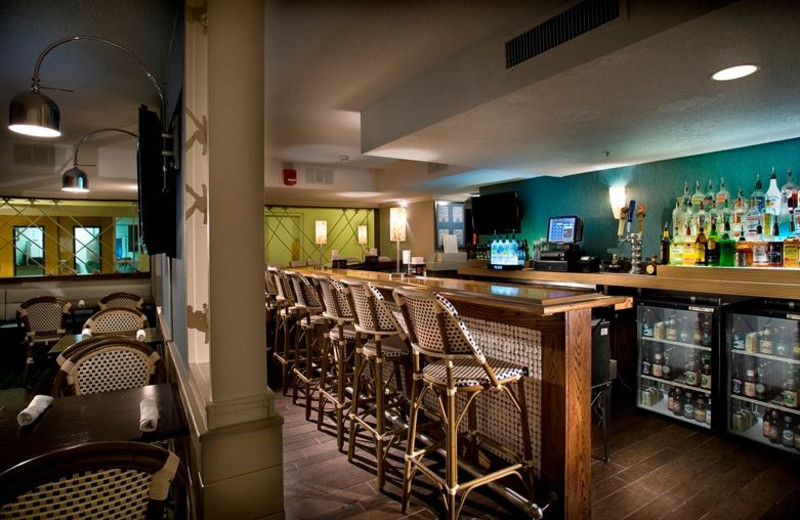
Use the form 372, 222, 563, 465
547, 215, 583, 245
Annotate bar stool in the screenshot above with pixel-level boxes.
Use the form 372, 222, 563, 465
269, 268, 299, 395
341, 279, 411, 490
393, 287, 533, 520
311, 274, 356, 451
286, 271, 328, 420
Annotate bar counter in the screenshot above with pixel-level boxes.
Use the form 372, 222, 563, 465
303, 267, 631, 519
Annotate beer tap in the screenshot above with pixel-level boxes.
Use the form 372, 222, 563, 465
618, 200, 645, 274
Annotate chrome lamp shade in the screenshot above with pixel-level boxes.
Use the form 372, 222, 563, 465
62, 167, 89, 192
8, 90, 61, 138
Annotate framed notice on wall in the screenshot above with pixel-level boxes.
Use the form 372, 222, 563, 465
434, 201, 465, 250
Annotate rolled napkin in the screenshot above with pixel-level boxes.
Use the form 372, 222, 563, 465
81, 328, 92, 338
135, 329, 146, 341
17, 395, 53, 427
139, 398, 159, 432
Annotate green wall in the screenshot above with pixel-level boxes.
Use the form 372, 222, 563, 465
482, 137, 800, 260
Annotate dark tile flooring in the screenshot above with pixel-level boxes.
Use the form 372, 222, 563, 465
280, 388, 800, 520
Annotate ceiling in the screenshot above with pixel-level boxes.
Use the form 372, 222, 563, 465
1, 0, 799, 206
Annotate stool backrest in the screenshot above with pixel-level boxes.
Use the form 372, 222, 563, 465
264, 266, 278, 296
286, 271, 323, 313
85, 308, 148, 334
270, 268, 296, 307
341, 279, 399, 335
98, 292, 144, 311
393, 287, 483, 359
18, 296, 72, 338
310, 274, 353, 322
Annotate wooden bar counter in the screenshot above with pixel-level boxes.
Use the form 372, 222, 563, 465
302, 267, 630, 519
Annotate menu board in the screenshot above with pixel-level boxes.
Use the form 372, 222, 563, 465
435, 201, 466, 250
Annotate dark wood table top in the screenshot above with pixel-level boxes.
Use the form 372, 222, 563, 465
0, 383, 188, 472
48, 327, 162, 356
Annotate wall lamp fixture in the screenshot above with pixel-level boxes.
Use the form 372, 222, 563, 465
63, 128, 137, 193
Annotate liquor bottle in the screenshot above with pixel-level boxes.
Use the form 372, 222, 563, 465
752, 225, 769, 266
695, 226, 708, 265
769, 409, 781, 443
660, 222, 671, 265
671, 197, 683, 239
672, 387, 684, 416
760, 321, 774, 355
641, 307, 655, 338
707, 223, 720, 266
641, 347, 651, 376
662, 348, 672, 379
684, 353, 699, 386
667, 387, 675, 411
783, 231, 800, 267
716, 177, 730, 208
732, 187, 747, 238
731, 358, 743, 395
751, 173, 766, 213
783, 168, 797, 237
763, 406, 773, 438
682, 225, 696, 266
665, 314, 678, 341
695, 203, 709, 237
691, 181, 705, 211
745, 197, 763, 241
682, 181, 691, 207
704, 179, 715, 212
784, 367, 798, 408
744, 365, 757, 397
765, 166, 782, 218
734, 235, 753, 267
756, 366, 768, 400
669, 232, 683, 266
694, 395, 707, 423
719, 221, 736, 267
767, 221, 783, 267
782, 415, 795, 448
683, 390, 695, 420
700, 355, 712, 390
717, 199, 732, 230
652, 344, 663, 378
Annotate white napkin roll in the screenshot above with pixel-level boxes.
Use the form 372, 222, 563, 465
135, 329, 146, 341
139, 398, 159, 432
81, 328, 92, 338
17, 395, 54, 426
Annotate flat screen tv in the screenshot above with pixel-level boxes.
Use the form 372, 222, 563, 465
137, 104, 177, 257
471, 191, 521, 235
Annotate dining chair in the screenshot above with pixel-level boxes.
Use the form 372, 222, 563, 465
84, 307, 149, 334
270, 267, 300, 395
17, 296, 72, 381
0, 441, 188, 519
52, 337, 163, 396
98, 291, 144, 311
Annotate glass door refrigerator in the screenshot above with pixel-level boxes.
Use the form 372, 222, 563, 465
636, 297, 723, 430
726, 301, 800, 453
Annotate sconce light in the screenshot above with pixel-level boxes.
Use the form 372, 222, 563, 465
315, 221, 328, 245
389, 206, 407, 242
357, 225, 368, 245
62, 128, 137, 193
608, 185, 627, 218
9, 36, 165, 137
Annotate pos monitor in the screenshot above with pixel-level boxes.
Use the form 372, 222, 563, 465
547, 215, 583, 246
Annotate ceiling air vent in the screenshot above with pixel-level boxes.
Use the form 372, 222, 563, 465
505, 0, 622, 69
13, 143, 56, 168
305, 167, 334, 185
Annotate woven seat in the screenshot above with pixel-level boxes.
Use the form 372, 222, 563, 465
98, 292, 144, 310
84, 308, 148, 334
328, 323, 357, 341
341, 278, 410, 490
52, 337, 163, 396
394, 287, 533, 519
0, 441, 188, 519
17, 296, 72, 382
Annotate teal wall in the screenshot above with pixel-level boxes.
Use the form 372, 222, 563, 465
482, 137, 800, 260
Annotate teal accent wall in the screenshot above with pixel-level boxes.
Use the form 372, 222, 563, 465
482, 137, 800, 260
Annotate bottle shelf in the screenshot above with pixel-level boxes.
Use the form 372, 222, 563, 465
642, 336, 711, 352
730, 348, 800, 366
641, 374, 712, 394
730, 393, 800, 416
638, 388, 711, 429
729, 415, 800, 455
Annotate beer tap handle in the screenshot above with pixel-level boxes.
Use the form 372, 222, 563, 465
617, 207, 629, 238
636, 203, 647, 235
626, 200, 636, 235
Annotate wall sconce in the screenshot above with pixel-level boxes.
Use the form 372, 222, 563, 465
608, 185, 628, 218
357, 225, 368, 245
9, 36, 165, 138
62, 128, 137, 193
315, 220, 328, 264
389, 206, 407, 273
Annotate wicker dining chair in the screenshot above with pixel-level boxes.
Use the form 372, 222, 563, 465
0, 441, 188, 519
393, 286, 533, 520
310, 274, 356, 451
270, 267, 300, 395
84, 307, 149, 334
98, 292, 144, 311
341, 278, 411, 490
52, 337, 163, 397
17, 296, 72, 381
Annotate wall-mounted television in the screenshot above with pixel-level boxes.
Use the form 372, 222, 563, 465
470, 191, 521, 235
137, 104, 177, 258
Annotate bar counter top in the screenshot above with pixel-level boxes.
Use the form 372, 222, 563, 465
310, 267, 632, 316
458, 264, 800, 300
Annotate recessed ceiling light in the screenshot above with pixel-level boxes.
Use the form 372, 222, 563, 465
711, 64, 758, 81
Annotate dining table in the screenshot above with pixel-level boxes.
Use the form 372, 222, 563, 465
0, 383, 188, 472
47, 326, 163, 356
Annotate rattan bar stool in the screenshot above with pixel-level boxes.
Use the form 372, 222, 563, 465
310, 274, 357, 451
270, 267, 300, 395
286, 271, 329, 420
393, 287, 534, 520
341, 278, 411, 490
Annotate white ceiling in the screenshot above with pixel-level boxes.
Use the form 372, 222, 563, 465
2, 0, 799, 205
